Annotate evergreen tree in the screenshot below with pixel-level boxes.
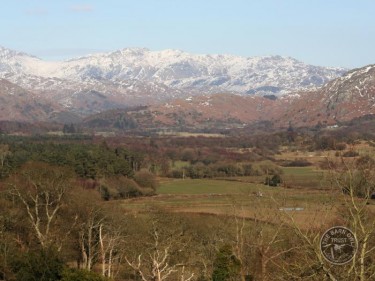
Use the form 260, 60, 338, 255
212, 245, 241, 281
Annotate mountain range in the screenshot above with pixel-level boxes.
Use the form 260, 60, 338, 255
83, 64, 375, 130
0, 46, 374, 131
0, 46, 345, 115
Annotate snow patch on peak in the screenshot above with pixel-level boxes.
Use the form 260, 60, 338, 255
119, 47, 150, 56
0, 46, 38, 60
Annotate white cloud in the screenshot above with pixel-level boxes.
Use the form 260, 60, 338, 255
70, 4, 94, 13
26, 8, 48, 16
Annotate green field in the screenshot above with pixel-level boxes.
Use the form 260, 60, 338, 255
281, 167, 327, 189
158, 178, 261, 194
123, 177, 337, 229
121, 143, 375, 228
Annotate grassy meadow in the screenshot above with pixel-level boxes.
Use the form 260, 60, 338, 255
122, 142, 375, 230
123, 177, 338, 229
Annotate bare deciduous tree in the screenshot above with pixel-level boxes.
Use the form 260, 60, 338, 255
7, 162, 74, 249
229, 196, 298, 281
275, 156, 375, 281
331, 156, 375, 281
78, 208, 104, 271
98, 223, 124, 278
125, 219, 194, 281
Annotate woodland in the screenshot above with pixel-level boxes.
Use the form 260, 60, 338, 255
0, 123, 374, 281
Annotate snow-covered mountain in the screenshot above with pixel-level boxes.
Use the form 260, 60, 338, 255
0, 46, 346, 115
44, 48, 346, 94
87, 64, 374, 131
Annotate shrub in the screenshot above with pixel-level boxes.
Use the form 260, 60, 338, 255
100, 185, 111, 201
255, 160, 283, 176
169, 169, 184, 178
114, 177, 142, 198
356, 155, 375, 167
12, 247, 64, 281
215, 163, 243, 177
62, 268, 110, 281
335, 142, 347, 151
342, 150, 359, 157
100, 177, 151, 199
212, 245, 241, 281
187, 163, 211, 179
134, 169, 159, 191
284, 158, 312, 167
265, 174, 282, 187
242, 163, 254, 176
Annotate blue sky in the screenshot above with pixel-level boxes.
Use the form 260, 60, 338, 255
0, 0, 374, 68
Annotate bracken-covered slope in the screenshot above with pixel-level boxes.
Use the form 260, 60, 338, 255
81, 94, 275, 131
0, 78, 82, 124
0, 79, 61, 122
273, 64, 375, 127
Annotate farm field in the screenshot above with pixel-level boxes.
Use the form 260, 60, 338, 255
122, 177, 339, 229
120, 141, 375, 230
281, 167, 326, 189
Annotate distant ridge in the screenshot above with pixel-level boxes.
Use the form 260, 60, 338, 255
2, 46, 372, 130
79, 64, 375, 131
0, 46, 346, 114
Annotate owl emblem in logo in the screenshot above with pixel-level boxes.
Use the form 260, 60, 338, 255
320, 226, 357, 265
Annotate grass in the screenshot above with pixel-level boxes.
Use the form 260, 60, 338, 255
275, 148, 330, 165
281, 166, 319, 176
157, 178, 260, 195
356, 141, 375, 157
122, 177, 338, 229
171, 161, 190, 169
281, 167, 327, 189
120, 143, 375, 230
214, 167, 327, 189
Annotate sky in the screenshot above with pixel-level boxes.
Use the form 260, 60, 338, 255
0, 0, 374, 68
